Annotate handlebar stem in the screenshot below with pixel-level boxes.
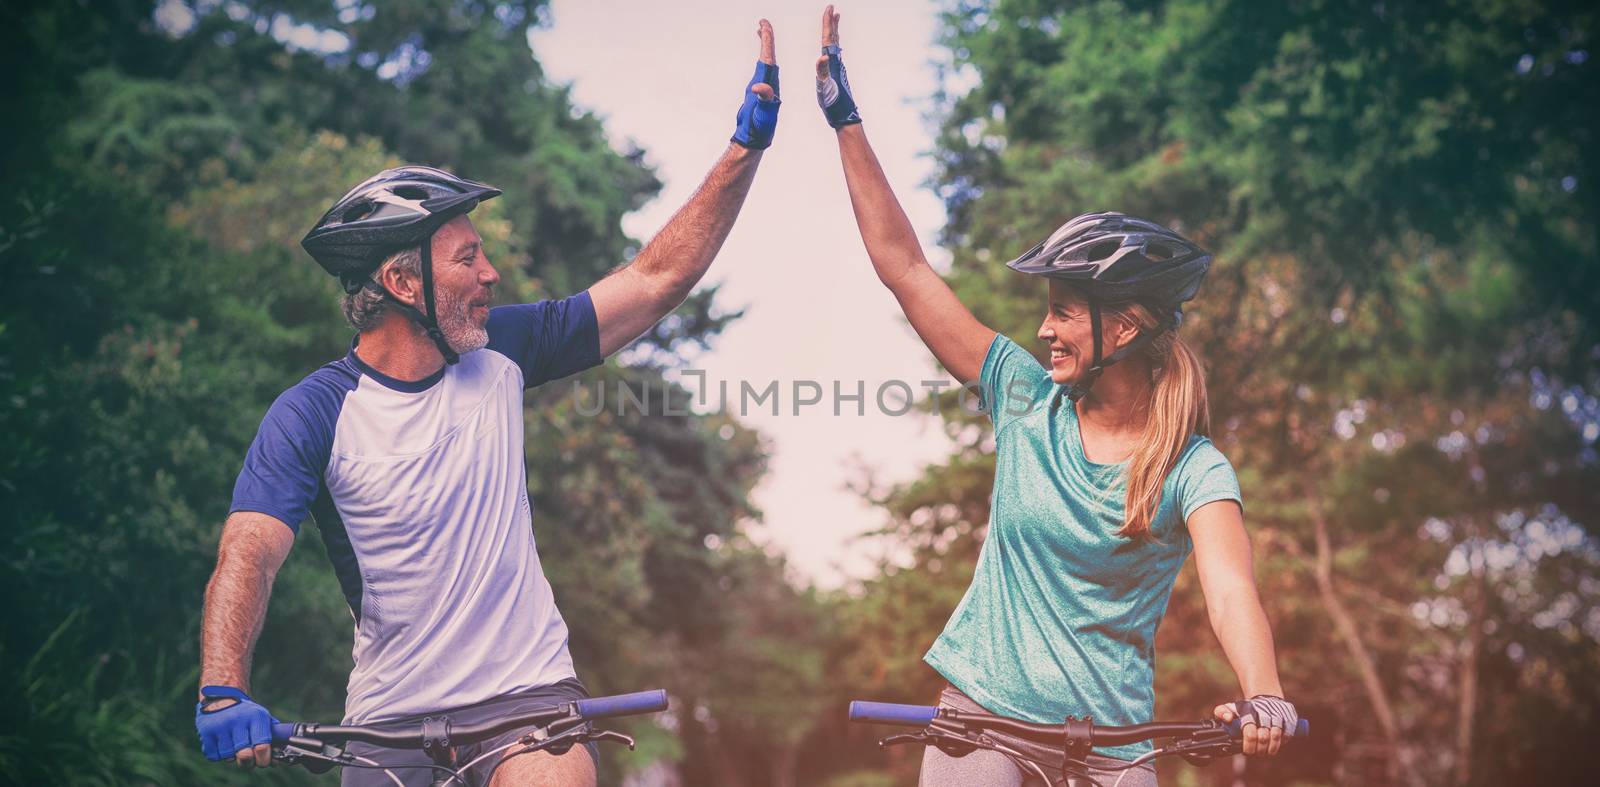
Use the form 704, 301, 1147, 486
1061, 716, 1093, 763
421, 716, 453, 767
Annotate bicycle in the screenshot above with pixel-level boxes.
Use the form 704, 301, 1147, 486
269, 688, 668, 786
849, 698, 1310, 787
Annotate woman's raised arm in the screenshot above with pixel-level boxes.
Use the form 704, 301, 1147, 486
819, 5, 995, 384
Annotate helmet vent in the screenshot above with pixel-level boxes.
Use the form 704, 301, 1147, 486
340, 201, 376, 223
392, 186, 430, 201
1145, 242, 1173, 260
1085, 239, 1121, 262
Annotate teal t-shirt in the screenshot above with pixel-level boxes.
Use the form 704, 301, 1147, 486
924, 334, 1241, 761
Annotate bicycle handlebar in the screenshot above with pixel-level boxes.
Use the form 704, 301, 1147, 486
272, 689, 670, 747
849, 701, 1309, 745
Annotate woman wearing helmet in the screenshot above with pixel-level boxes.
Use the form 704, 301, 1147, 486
814, 7, 1295, 785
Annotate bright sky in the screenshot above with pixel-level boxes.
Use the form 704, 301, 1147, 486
531, 0, 957, 587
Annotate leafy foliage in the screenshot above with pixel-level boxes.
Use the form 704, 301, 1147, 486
0, 1, 820, 784
6, 1, 1597, 785
834, 1, 1600, 785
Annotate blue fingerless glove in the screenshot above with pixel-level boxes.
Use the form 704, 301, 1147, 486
195, 686, 277, 762
816, 44, 861, 128
731, 61, 781, 149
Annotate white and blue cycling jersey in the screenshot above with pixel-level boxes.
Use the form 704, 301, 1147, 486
230, 292, 601, 724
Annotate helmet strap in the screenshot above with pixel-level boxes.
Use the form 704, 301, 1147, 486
1089, 296, 1104, 370
416, 238, 460, 365
1052, 298, 1174, 410
1055, 294, 1107, 409
372, 236, 460, 366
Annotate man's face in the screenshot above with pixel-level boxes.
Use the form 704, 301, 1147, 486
429, 215, 500, 354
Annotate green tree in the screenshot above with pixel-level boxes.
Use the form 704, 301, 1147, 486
1, 1, 808, 783
837, 1, 1600, 785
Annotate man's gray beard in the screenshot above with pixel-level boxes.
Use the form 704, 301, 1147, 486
433, 285, 489, 354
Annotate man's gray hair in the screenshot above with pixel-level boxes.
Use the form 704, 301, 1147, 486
342, 246, 421, 331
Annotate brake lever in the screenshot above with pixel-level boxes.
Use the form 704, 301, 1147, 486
1165, 733, 1239, 766
877, 729, 983, 760
520, 724, 581, 756
586, 729, 636, 750
517, 722, 637, 755
272, 742, 347, 775
877, 731, 931, 749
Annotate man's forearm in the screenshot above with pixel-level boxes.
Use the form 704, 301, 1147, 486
630, 143, 764, 299
200, 557, 273, 693
199, 515, 292, 695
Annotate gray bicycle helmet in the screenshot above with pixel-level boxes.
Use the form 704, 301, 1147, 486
302, 165, 502, 365
1005, 211, 1212, 402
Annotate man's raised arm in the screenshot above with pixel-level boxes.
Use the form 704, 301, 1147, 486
590, 20, 780, 357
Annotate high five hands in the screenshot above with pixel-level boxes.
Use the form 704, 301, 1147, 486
732, 8, 868, 149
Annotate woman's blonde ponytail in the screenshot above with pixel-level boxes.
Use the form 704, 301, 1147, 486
1113, 306, 1210, 539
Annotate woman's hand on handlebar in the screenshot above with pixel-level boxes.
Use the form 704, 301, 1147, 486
1213, 694, 1299, 756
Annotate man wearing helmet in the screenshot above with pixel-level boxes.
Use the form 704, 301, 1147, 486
814, 7, 1295, 785
194, 21, 783, 786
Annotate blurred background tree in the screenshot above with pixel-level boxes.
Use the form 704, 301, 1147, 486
0, 1, 810, 784
828, 1, 1598, 785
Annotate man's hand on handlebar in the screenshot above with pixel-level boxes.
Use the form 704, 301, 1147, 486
196, 685, 277, 768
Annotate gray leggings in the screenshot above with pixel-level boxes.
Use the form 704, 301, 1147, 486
918, 685, 1157, 787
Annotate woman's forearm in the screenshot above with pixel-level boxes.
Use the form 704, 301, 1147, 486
1209, 590, 1285, 697
818, 11, 994, 383
835, 124, 931, 286
829, 122, 995, 383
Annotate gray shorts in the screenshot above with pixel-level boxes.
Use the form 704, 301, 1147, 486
340, 678, 599, 787
918, 684, 1157, 787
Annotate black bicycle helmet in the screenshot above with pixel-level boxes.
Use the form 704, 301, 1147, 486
302, 165, 502, 364
1005, 211, 1212, 403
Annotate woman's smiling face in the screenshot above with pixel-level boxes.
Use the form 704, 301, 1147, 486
1037, 281, 1099, 385
1036, 280, 1143, 385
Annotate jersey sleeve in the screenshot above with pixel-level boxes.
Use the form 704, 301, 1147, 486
229, 378, 343, 533
1175, 438, 1243, 522
485, 291, 603, 388
978, 333, 1053, 433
